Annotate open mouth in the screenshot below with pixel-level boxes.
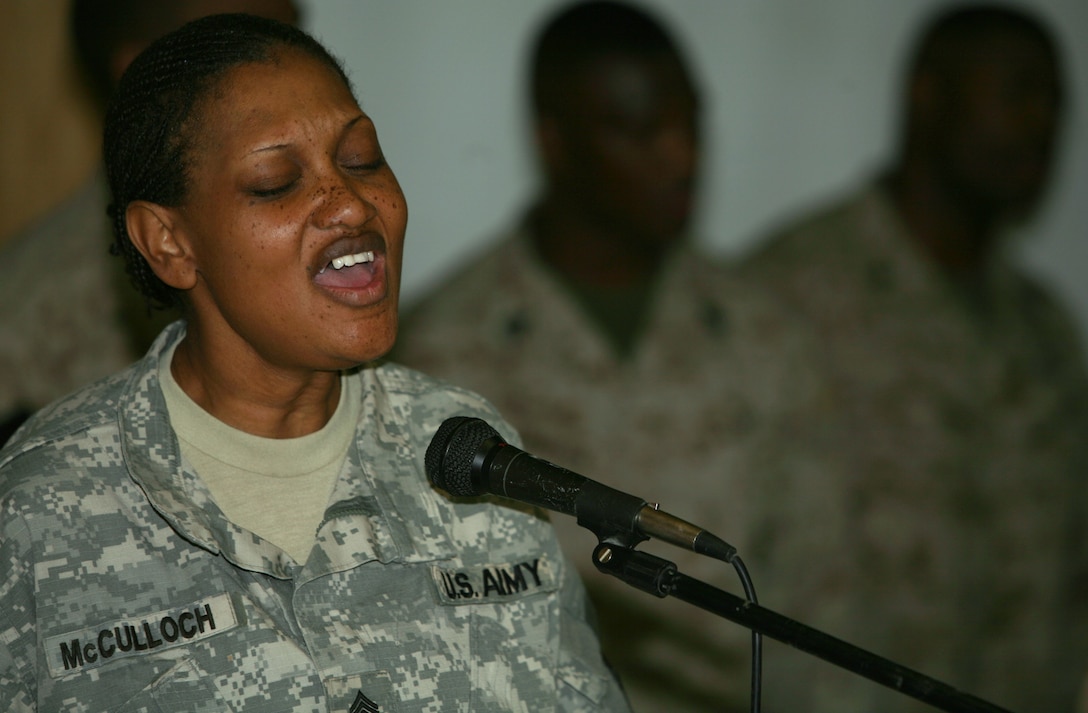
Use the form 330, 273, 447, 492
322, 250, 374, 272
313, 249, 381, 291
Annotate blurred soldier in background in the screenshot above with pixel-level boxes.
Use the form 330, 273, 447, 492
740, 4, 1088, 711
396, 2, 840, 710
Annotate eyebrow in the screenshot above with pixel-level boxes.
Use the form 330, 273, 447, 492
246, 113, 371, 156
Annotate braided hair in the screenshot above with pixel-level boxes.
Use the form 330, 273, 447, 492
103, 13, 352, 311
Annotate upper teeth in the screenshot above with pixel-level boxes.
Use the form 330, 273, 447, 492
330, 251, 375, 270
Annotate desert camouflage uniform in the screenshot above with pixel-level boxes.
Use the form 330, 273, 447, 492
0, 172, 172, 437
0, 323, 629, 712
395, 227, 845, 713
739, 181, 1088, 713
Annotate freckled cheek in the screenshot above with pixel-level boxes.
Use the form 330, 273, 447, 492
223, 220, 299, 291
378, 190, 408, 237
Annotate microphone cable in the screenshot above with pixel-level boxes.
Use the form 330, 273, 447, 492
694, 520, 760, 713
729, 554, 762, 713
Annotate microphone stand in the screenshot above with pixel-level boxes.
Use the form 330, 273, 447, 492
591, 543, 1017, 713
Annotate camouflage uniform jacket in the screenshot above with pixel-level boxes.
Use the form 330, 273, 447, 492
395, 226, 842, 713
739, 181, 1088, 713
0, 323, 629, 712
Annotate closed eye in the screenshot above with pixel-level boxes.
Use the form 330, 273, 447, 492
248, 178, 298, 199
343, 154, 386, 173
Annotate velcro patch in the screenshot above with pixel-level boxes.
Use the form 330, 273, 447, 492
44, 592, 241, 677
431, 555, 557, 604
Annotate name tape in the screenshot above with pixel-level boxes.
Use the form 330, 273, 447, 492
45, 592, 240, 677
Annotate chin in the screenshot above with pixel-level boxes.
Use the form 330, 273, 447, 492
351, 333, 398, 367
333, 311, 398, 358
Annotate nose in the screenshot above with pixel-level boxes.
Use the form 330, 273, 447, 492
311, 172, 376, 231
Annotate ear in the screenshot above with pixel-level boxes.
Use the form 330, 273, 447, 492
125, 201, 198, 291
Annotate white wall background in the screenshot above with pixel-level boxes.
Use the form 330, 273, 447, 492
299, 0, 1088, 339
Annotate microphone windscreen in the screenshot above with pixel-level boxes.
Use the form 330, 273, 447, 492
425, 416, 501, 496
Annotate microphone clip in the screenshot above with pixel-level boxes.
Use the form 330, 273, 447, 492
592, 543, 676, 598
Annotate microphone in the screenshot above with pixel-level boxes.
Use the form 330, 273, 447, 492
425, 416, 736, 562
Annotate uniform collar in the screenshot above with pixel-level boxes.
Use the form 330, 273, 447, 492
119, 326, 459, 580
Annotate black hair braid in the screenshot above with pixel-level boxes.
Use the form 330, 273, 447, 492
103, 13, 352, 311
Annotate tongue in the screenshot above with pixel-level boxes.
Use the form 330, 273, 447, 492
313, 262, 377, 290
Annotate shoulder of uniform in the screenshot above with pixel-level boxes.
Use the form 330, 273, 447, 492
740, 187, 873, 270
0, 367, 133, 474
368, 361, 521, 446
372, 361, 495, 410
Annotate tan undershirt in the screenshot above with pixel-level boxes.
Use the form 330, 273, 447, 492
159, 341, 360, 563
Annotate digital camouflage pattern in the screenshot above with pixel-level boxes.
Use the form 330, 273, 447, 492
0, 323, 630, 712
739, 181, 1088, 713
395, 227, 846, 713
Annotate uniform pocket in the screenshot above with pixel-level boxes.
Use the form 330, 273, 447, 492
116, 657, 233, 713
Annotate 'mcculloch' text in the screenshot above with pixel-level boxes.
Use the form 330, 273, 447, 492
45, 593, 240, 677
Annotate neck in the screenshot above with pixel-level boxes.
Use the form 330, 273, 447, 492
170, 330, 341, 439
884, 165, 999, 276
530, 200, 669, 290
